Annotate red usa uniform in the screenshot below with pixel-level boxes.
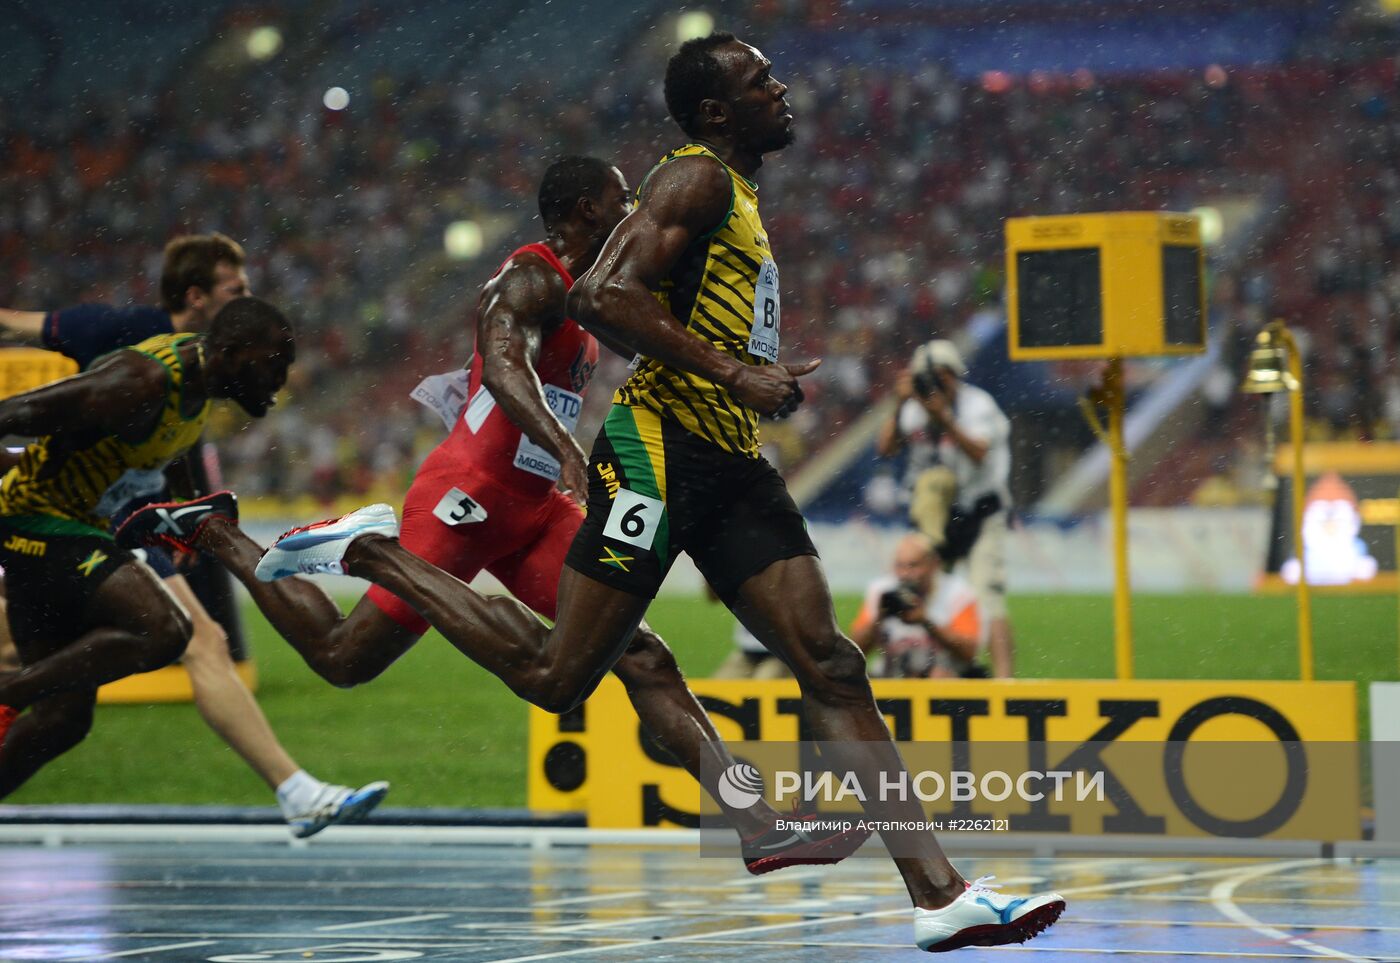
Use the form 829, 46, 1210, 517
367, 243, 598, 632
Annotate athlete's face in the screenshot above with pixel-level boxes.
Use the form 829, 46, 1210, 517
188, 261, 251, 327
222, 334, 295, 418
595, 167, 633, 235
720, 42, 794, 154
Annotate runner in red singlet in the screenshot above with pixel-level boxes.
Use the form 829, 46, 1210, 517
364, 238, 599, 631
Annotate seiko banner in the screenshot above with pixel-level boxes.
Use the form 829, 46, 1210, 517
529, 679, 1360, 842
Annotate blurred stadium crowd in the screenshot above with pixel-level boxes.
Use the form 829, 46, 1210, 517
2, 1, 1398, 514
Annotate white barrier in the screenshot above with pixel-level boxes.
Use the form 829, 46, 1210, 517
247, 506, 1272, 597
1373, 682, 1400, 843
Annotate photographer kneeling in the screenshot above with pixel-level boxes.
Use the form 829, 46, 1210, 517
849, 533, 986, 679
877, 340, 1015, 677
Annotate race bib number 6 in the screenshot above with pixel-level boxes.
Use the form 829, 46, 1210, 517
748, 257, 781, 363
603, 488, 664, 551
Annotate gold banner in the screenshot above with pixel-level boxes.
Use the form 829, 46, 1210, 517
0, 348, 78, 401
529, 678, 1359, 839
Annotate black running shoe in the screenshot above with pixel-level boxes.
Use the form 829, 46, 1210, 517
114, 490, 239, 553
742, 812, 873, 875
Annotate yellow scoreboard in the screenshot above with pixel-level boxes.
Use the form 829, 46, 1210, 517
1006, 211, 1207, 361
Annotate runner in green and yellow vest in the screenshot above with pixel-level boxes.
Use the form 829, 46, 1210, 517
0, 297, 293, 799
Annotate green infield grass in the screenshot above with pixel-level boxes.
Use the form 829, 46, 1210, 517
7, 592, 1395, 809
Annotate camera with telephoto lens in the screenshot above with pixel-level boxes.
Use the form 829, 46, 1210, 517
910, 343, 943, 398
878, 581, 925, 622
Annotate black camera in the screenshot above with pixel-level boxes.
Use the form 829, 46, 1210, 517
911, 368, 938, 398
877, 581, 925, 621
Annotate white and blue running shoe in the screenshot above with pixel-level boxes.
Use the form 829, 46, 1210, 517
288, 781, 390, 839
914, 875, 1064, 952
254, 504, 399, 581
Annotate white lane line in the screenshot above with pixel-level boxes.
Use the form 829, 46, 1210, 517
478, 858, 1341, 963
1110, 895, 1400, 909
650, 941, 1372, 959
1209, 860, 1377, 963
317, 912, 452, 931
0, 932, 1352, 958
65, 940, 218, 960
534, 891, 646, 908
1063, 917, 1400, 934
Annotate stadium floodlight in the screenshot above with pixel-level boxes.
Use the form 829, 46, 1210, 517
1241, 320, 1312, 681
323, 87, 350, 111
676, 11, 715, 42
1192, 206, 1224, 247
246, 26, 283, 61
444, 221, 484, 260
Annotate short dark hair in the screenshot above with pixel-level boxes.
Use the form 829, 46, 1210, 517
160, 232, 246, 313
206, 296, 293, 352
664, 31, 738, 137
538, 156, 615, 229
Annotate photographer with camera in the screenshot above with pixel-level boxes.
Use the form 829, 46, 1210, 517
849, 533, 984, 679
876, 339, 1015, 678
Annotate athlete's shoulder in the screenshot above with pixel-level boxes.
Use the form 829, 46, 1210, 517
481, 247, 568, 328
642, 150, 732, 199
83, 341, 171, 402
494, 250, 568, 297
637, 152, 733, 237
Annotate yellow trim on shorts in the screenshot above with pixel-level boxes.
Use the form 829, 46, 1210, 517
630, 407, 668, 503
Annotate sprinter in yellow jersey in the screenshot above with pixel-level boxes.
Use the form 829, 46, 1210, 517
0, 297, 293, 798
194, 36, 1061, 950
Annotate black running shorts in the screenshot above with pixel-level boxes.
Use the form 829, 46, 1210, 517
0, 515, 132, 654
565, 405, 817, 602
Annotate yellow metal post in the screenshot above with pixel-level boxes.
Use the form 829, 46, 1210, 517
1283, 332, 1313, 681
1105, 358, 1134, 679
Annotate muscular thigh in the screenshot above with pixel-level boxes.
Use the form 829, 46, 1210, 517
490, 491, 582, 620
688, 456, 818, 605
366, 470, 541, 632
729, 553, 848, 680
0, 521, 170, 663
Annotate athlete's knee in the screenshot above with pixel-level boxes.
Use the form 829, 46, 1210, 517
134, 606, 192, 672
614, 628, 682, 691
180, 616, 231, 668
30, 697, 95, 753
530, 676, 588, 715
315, 624, 392, 689
525, 665, 599, 715
795, 634, 871, 703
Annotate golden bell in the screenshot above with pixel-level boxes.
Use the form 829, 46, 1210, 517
1240, 328, 1299, 394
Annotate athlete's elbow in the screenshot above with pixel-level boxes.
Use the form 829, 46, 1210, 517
479, 356, 512, 397
571, 275, 629, 329
566, 280, 600, 325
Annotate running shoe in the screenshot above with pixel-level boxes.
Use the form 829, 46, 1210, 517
115, 491, 239, 553
287, 781, 390, 839
254, 504, 399, 581
742, 812, 873, 875
0, 704, 17, 750
914, 875, 1065, 952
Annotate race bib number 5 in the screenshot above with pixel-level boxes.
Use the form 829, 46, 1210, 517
748, 258, 781, 363
603, 488, 664, 550
432, 487, 488, 526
